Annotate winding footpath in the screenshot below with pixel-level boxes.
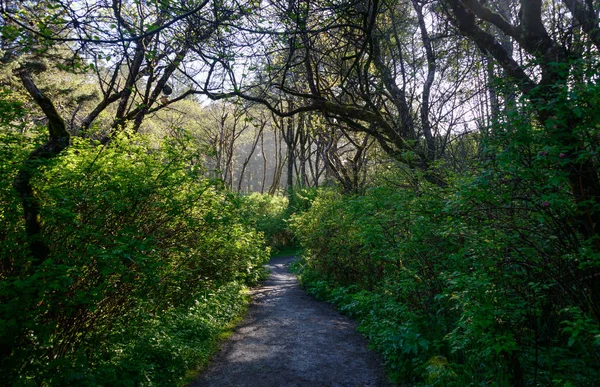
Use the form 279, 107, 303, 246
190, 255, 390, 387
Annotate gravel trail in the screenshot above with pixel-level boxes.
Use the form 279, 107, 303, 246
189, 255, 390, 387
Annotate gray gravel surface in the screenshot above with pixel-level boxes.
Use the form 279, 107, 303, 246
189, 255, 391, 387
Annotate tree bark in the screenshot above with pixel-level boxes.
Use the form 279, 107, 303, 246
238, 121, 265, 193
13, 68, 70, 261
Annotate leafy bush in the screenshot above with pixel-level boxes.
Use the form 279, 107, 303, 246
241, 187, 318, 252
241, 193, 290, 250
0, 131, 269, 386
291, 174, 600, 385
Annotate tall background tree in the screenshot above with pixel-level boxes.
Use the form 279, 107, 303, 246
2, 0, 600, 385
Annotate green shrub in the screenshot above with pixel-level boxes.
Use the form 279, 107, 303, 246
0, 131, 269, 386
241, 193, 290, 250
240, 187, 318, 253
291, 176, 600, 385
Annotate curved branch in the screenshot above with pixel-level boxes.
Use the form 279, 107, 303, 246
13, 68, 70, 261
564, 0, 600, 52
0, 0, 211, 44
461, 0, 521, 39
444, 0, 537, 95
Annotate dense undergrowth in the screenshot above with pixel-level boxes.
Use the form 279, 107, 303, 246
291, 145, 600, 385
240, 187, 317, 254
0, 130, 270, 386
240, 193, 291, 252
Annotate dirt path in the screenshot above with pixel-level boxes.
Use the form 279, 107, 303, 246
189, 256, 390, 387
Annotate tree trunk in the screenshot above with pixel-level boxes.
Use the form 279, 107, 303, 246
13, 68, 70, 261
260, 130, 267, 194
237, 122, 265, 193
298, 114, 307, 187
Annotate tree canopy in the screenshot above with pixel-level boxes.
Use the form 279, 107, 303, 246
2, 0, 600, 385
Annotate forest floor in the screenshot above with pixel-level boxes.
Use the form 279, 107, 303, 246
189, 255, 390, 387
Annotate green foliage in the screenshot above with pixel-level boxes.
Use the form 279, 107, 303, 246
288, 186, 319, 214
240, 187, 318, 253
241, 193, 290, 251
0, 89, 27, 129
0, 130, 269, 386
291, 169, 600, 385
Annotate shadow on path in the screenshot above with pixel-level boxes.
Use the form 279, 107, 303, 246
189, 256, 390, 387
